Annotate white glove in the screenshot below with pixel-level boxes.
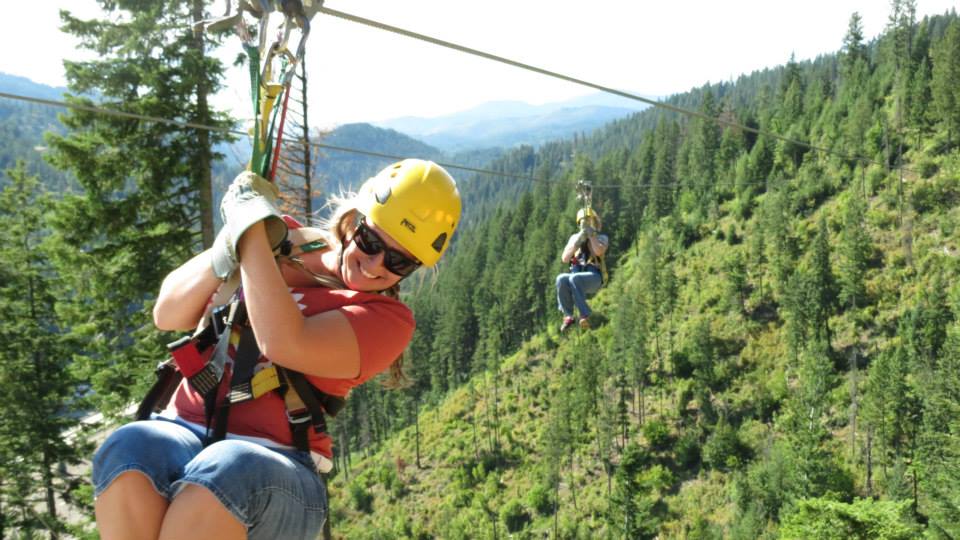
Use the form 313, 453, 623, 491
210, 171, 288, 280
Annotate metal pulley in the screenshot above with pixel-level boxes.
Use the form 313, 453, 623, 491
575, 179, 593, 208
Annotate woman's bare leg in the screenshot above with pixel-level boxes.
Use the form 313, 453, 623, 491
95, 471, 168, 540
158, 484, 246, 540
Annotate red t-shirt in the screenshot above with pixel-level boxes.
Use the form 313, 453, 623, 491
166, 287, 414, 458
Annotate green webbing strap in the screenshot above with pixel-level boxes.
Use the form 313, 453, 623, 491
246, 43, 260, 117
246, 43, 269, 176
256, 84, 286, 177
299, 240, 328, 254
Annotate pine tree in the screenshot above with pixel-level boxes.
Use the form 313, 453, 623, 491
779, 339, 852, 500
918, 316, 960, 536
886, 1, 918, 75
762, 186, 795, 300
275, 54, 323, 221
902, 273, 951, 373
907, 58, 933, 140
838, 188, 871, 309
779, 55, 805, 125
649, 117, 678, 218
724, 249, 749, 315
608, 277, 650, 425
46, 0, 233, 413
841, 12, 868, 80
862, 345, 914, 486
609, 443, 661, 539
931, 20, 960, 146
809, 214, 837, 342
0, 162, 87, 537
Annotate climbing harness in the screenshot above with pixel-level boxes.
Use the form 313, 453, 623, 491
135, 237, 346, 471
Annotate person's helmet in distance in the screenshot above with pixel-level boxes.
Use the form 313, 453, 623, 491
576, 207, 601, 230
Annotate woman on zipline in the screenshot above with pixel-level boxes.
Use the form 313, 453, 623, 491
556, 207, 608, 332
91, 159, 461, 540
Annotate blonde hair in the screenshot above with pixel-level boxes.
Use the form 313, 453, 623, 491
312, 191, 410, 389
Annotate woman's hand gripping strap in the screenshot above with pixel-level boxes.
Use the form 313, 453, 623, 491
210, 171, 289, 280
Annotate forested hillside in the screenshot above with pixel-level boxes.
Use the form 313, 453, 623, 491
0, 74, 72, 190
2, 1, 960, 538
319, 7, 960, 538
311, 123, 506, 200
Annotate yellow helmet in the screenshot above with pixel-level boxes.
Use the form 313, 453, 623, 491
576, 207, 601, 229
357, 159, 461, 267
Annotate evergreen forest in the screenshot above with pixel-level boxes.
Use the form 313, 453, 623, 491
2, 1, 960, 538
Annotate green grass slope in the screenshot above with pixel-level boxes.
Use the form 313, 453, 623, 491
325, 142, 960, 538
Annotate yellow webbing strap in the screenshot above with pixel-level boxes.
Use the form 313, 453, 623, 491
259, 82, 284, 144
251, 366, 281, 399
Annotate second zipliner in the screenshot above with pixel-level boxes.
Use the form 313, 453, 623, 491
556, 180, 609, 333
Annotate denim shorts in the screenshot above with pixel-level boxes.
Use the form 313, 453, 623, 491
92, 416, 327, 540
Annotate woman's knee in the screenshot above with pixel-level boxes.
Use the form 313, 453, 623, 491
93, 421, 202, 496
176, 441, 326, 539
182, 440, 280, 481
180, 440, 318, 498
570, 272, 599, 290
556, 273, 571, 288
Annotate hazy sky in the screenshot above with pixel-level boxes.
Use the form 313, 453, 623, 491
4, 1, 957, 128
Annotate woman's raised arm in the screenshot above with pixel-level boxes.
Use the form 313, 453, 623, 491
153, 250, 222, 331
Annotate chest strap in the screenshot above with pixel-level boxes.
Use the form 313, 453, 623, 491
136, 297, 347, 455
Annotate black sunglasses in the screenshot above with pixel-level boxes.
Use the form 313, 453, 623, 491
353, 217, 421, 277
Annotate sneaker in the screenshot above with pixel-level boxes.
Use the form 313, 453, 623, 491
579, 316, 591, 329
560, 316, 575, 333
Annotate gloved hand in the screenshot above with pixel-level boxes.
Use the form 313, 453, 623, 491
210, 227, 239, 280
210, 171, 289, 280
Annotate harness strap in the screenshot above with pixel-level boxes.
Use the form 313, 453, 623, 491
279, 368, 312, 452
135, 360, 182, 421
208, 370, 232, 444
574, 239, 609, 285
135, 259, 348, 460
227, 326, 264, 403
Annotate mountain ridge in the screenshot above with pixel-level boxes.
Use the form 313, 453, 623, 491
374, 92, 649, 151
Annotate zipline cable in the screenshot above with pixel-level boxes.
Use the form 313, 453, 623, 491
317, 6, 914, 175
0, 90, 864, 192
0, 90, 539, 184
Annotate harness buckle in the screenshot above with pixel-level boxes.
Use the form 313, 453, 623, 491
168, 337, 207, 378
286, 409, 311, 425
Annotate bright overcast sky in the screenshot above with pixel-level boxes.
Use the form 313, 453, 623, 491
4, 1, 958, 128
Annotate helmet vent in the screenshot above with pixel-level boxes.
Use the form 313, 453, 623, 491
375, 185, 392, 204
431, 232, 447, 253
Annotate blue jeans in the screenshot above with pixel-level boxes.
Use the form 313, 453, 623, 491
556, 266, 602, 318
92, 417, 327, 540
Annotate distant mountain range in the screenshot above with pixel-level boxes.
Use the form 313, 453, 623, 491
373, 92, 649, 152
1, 71, 643, 196
0, 73, 72, 189
0, 73, 66, 102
